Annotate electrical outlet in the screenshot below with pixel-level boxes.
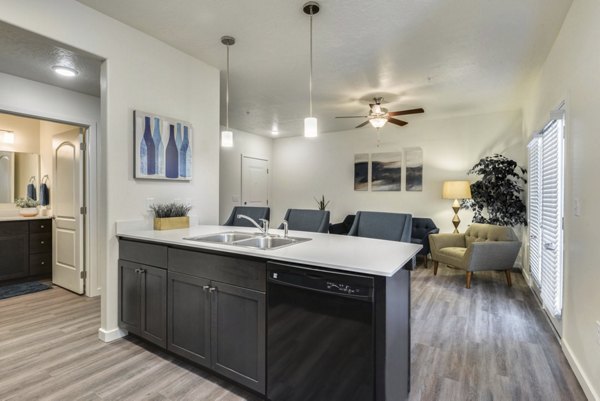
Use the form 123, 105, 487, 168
596, 321, 600, 346
145, 197, 154, 210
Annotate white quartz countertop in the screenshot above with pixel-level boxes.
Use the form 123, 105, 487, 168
0, 214, 52, 222
117, 225, 422, 277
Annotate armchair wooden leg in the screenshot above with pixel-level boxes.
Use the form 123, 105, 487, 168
466, 272, 472, 289
424, 255, 428, 269
505, 269, 512, 287
433, 261, 439, 276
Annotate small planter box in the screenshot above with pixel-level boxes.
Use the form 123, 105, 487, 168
153, 216, 189, 231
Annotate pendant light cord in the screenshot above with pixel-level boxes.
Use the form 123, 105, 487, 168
309, 12, 313, 118
226, 43, 230, 129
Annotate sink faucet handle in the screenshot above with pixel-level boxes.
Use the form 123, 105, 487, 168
282, 220, 289, 238
259, 218, 269, 233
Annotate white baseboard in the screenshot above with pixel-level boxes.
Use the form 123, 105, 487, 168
98, 327, 128, 343
563, 339, 599, 401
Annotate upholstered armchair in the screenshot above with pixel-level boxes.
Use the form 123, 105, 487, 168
411, 218, 439, 268
429, 223, 521, 288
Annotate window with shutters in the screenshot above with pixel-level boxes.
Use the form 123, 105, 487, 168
528, 113, 565, 331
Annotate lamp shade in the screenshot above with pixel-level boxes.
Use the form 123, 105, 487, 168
442, 180, 472, 199
221, 130, 233, 147
304, 117, 318, 137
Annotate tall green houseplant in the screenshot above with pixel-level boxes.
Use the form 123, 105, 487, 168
462, 154, 527, 226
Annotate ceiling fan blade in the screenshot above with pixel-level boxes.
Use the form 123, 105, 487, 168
387, 118, 408, 126
336, 116, 369, 119
355, 120, 370, 128
388, 108, 425, 116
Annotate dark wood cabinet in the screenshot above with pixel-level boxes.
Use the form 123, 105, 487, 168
168, 271, 211, 367
0, 219, 52, 282
211, 281, 265, 393
0, 221, 29, 281
118, 260, 167, 348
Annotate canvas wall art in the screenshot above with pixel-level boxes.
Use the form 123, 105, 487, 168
134, 110, 192, 181
371, 152, 402, 191
354, 153, 369, 191
405, 147, 423, 191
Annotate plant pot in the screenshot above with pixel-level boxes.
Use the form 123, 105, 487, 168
20, 207, 39, 217
153, 216, 189, 231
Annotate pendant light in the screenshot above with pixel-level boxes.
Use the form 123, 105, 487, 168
221, 36, 235, 147
303, 2, 320, 138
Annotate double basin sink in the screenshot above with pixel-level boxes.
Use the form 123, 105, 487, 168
184, 231, 311, 250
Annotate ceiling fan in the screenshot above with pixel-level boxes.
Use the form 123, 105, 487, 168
336, 97, 424, 129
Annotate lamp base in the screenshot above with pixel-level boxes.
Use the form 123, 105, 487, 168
451, 199, 461, 234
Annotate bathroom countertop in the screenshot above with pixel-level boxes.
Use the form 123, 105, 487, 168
0, 214, 52, 222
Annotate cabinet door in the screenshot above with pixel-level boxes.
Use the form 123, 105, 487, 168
168, 271, 211, 367
140, 264, 167, 348
211, 282, 266, 394
0, 222, 29, 281
118, 260, 142, 336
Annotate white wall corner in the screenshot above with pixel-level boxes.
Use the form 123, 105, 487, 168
98, 327, 128, 343
562, 339, 600, 401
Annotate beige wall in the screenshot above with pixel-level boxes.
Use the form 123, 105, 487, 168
522, 0, 600, 399
272, 110, 525, 235
219, 127, 273, 223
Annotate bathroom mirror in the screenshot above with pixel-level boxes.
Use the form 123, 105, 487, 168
0, 151, 41, 205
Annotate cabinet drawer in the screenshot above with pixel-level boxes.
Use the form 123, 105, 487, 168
0, 221, 28, 236
30, 253, 52, 275
169, 248, 266, 292
30, 233, 52, 254
29, 219, 52, 234
119, 240, 167, 268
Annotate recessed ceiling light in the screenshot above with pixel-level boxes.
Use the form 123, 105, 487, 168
52, 65, 79, 77
271, 130, 279, 136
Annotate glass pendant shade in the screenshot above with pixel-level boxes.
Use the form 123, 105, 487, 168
369, 117, 387, 128
221, 130, 233, 147
304, 117, 318, 137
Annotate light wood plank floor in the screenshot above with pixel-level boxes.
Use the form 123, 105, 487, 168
0, 267, 586, 401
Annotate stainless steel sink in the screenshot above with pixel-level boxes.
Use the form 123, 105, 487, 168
184, 231, 310, 250
234, 236, 311, 250
184, 231, 256, 244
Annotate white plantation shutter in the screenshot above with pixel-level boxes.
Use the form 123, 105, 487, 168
540, 119, 564, 317
529, 116, 564, 319
528, 137, 542, 286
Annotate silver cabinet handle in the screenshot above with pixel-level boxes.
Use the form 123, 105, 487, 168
139, 269, 146, 274
41, 261, 45, 265
202, 285, 210, 291
40, 225, 45, 229
209, 287, 217, 293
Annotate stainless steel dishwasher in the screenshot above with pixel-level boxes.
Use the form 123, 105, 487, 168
267, 261, 375, 401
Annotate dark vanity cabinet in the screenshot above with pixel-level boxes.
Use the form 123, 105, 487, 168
118, 240, 266, 395
0, 219, 53, 282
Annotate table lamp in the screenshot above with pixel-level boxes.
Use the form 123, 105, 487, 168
442, 180, 472, 233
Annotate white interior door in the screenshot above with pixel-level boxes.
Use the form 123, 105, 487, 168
241, 156, 269, 207
52, 128, 85, 294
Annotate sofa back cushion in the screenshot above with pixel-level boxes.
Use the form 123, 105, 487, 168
465, 223, 517, 247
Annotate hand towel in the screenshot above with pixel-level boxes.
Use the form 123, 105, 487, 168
39, 183, 49, 206
26, 183, 37, 201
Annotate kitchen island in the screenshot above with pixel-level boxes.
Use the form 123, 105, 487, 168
118, 225, 421, 401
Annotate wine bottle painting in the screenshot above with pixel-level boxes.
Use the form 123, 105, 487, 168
134, 110, 193, 181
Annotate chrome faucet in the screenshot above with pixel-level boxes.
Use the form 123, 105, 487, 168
237, 214, 270, 235
282, 220, 289, 238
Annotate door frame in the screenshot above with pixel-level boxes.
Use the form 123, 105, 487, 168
0, 106, 100, 297
240, 154, 269, 207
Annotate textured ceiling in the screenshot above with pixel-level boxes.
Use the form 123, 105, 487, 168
0, 21, 103, 97
77, 0, 572, 136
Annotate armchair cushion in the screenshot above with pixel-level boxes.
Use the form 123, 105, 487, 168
329, 214, 355, 235
411, 217, 439, 256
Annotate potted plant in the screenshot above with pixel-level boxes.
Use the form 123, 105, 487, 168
461, 154, 527, 226
314, 195, 330, 211
150, 202, 192, 230
16, 197, 40, 217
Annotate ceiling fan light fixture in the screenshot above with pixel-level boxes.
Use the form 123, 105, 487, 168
369, 117, 387, 128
